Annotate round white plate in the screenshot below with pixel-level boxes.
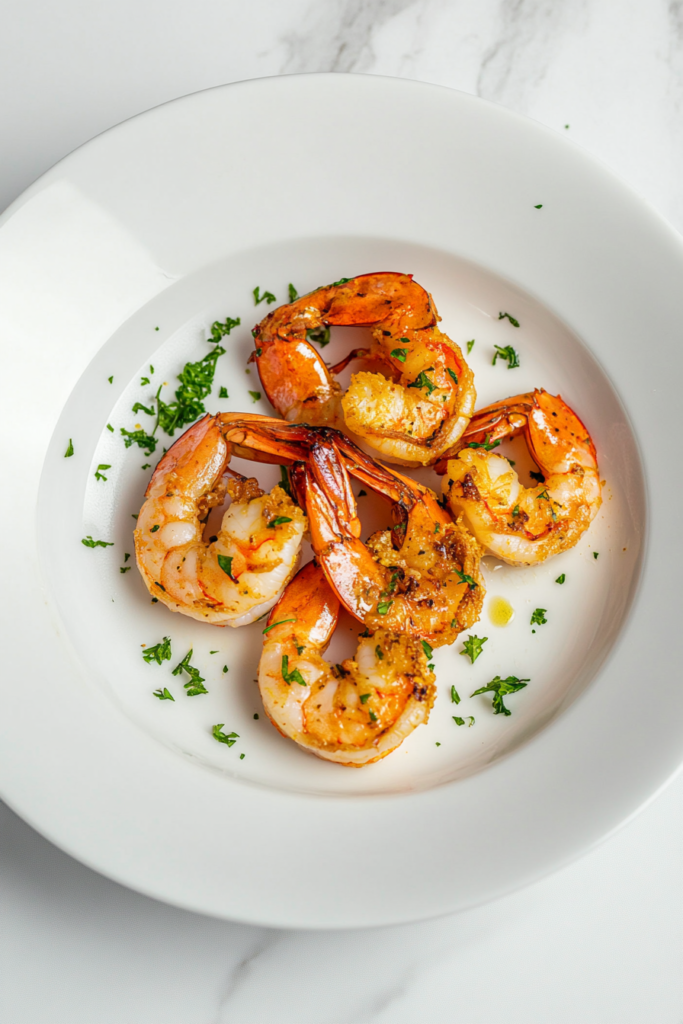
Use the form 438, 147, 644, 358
0, 74, 680, 929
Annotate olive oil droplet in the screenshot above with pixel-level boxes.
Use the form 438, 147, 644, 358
489, 596, 514, 626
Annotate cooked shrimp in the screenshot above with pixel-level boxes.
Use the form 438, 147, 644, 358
251, 272, 476, 467
135, 414, 307, 625
260, 561, 436, 766
289, 429, 484, 646
441, 389, 601, 565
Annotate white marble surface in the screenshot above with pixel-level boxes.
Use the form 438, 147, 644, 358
0, 0, 682, 1021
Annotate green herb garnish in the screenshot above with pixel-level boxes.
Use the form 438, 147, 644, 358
369, 710, 378, 722
281, 654, 306, 686
210, 316, 240, 341
218, 386, 228, 398
306, 326, 331, 348
248, 390, 261, 403
64, 439, 74, 457
268, 516, 292, 528
390, 348, 408, 362
153, 687, 174, 701
253, 286, 276, 306
81, 536, 113, 548
375, 645, 384, 660
154, 344, 226, 436
455, 569, 477, 590
467, 432, 500, 451
288, 283, 298, 302
377, 600, 393, 615
172, 649, 208, 695
460, 634, 488, 663
530, 608, 547, 626
120, 427, 157, 455
142, 636, 172, 664
108, 375, 114, 383
447, 367, 458, 385
593, 551, 599, 559
262, 618, 297, 634
212, 724, 239, 746
132, 401, 155, 416
360, 693, 371, 704
492, 344, 520, 368
94, 463, 111, 482
453, 716, 475, 727
120, 566, 131, 573
421, 639, 433, 660
451, 686, 461, 705
498, 312, 520, 328
279, 465, 292, 498
556, 573, 566, 584
471, 675, 530, 715
217, 554, 236, 580
534, 204, 543, 209
466, 339, 475, 353
407, 367, 437, 395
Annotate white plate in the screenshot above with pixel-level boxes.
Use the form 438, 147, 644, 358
0, 74, 680, 928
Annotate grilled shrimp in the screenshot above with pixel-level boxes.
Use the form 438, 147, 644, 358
135, 414, 306, 625
251, 272, 476, 467
260, 561, 436, 766
441, 389, 601, 565
295, 430, 484, 647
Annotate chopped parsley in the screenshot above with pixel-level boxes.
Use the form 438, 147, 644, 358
306, 326, 331, 347
132, 401, 155, 416
223, 665, 229, 673
64, 439, 74, 458
407, 367, 437, 395
492, 344, 520, 368
219, 386, 228, 398
421, 640, 433, 660
390, 348, 408, 362
451, 686, 461, 705
460, 634, 488, 663
81, 536, 113, 548
150, 525, 160, 533
534, 204, 543, 209
288, 283, 299, 302
375, 645, 384, 660
172, 649, 208, 695
153, 687, 174, 701
281, 654, 306, 686
262, 618, 297, 634
120, 427, 157, 455
498, 312, 520, 328
124, 553, 130, 562
455, 569, 478, 590
141, 463, 150, 470
94, 463, 111, 482
360, 693, 371, 704
466, 339, 475, 353
447, 367, 459, 385
212, 724, 239, 746
593, 551, 599, 559
142, 636, 172, 664
467, 432, 500, 451
331, 277, 351, 287
453, 716, 475, 727
210, 315, 240, 341
268, 516, 292, 528
154, 343, 226, 436
119, 566, 131, 573
253, 286, 276, 306
555, 573, 566, 584
248, 390, 261, 403
471, 675, 529, 716
108, 375, 114, 383
530, 608, 547, 626
369, 710, 378, 722
377, 600, 393, 615
217, 554, 236, 580
106, 423, 114, 432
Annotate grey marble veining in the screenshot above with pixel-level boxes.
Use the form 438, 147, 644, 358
1, 0, 682, 1021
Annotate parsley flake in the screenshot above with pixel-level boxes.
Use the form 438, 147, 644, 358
248, 390, 261, 403
375, 645, 384, 660
268, 516, 292, 528
407, 367, 437, 395
106, 423, 114, 432
212, 724, 239, 746
288, 283, 299, 302
154, 344, 226, 436
81, 536, 113, 548
281, 654, 306, 686
153, 687, 174, 701
369, 710, 378, 722
360, 693, 371, 704
278, 466, 292, 498
142, 636, 172, 664
455, 569, 478, 590
132, 401, 155, 416
306, 326, 331, 347
108, 375, 113, 383
390, 348, 408, 362
64, 439, 74, 458
451, 686, 461, 705
534, 204, 543, 209
466, 339, 475, 353
556, 573, 566, 584
120, 427, 157, 455
210, 316, 240, 341
377, 600, 393, 615
530, 608, 547, 626
219, 386, 228, 398
453, 716, 475, 727
262, 618, 297, 634
421, 640, 433, 660
498, 312, 520, 328
593, 551, 599, 559
471, 675, 530, 715
119, 566, 131, 573
467, 432, 500, 451
217, 554, 236, 580
172, 649, 208, 695
460, 634, 488, 663
447, 367, 459, 385
492, 344, 520, 368
94, 463, 111, 482
253, 286, 276, 306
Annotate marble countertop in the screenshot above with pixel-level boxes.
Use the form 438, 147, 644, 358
1, 1, 681, 1021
